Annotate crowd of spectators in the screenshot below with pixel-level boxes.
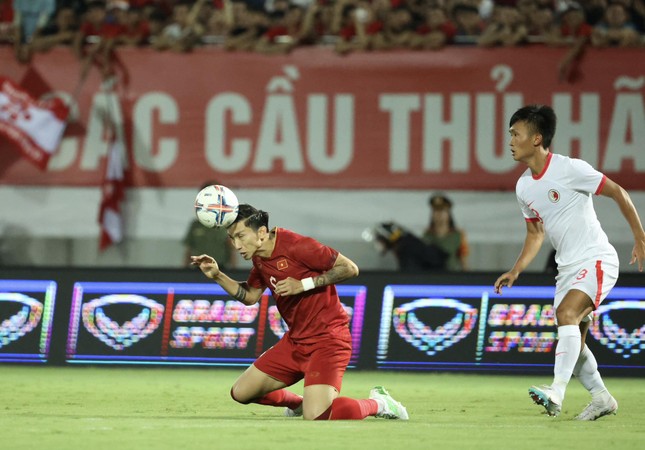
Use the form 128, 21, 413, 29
0, 0, 643, 62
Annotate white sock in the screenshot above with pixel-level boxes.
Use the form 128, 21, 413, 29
552, 325, 581, 400
573, 345, 610, 401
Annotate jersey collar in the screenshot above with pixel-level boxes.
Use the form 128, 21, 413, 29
532, 152, 553, 180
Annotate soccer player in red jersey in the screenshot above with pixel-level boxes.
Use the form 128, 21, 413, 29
191, 204, 408, 420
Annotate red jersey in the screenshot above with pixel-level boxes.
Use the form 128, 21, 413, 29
247, 228, 350, 344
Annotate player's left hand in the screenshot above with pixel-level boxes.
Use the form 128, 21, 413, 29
274, 277, 305, 296
630, 238, 645, 272
494, 271, 518, 295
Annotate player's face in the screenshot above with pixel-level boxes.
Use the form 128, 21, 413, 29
227, 221, 267, 260
508, 120, 538, 162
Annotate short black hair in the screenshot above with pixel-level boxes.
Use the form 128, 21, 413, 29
509, 104, 557, 149
87, 0, 106, 10
231, 204, 269, 231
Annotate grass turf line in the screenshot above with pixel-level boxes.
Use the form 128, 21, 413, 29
0, 366, 643, 450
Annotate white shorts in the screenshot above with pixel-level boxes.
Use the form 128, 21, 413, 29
554, 256, 619, 324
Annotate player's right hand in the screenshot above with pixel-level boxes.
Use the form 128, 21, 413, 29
191, 254, 220, 279
494, 271, 518, 294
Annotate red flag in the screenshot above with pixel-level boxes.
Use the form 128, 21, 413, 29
0, 77, 68, 170
98, 131, 126, 250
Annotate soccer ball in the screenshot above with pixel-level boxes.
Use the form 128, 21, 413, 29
194, 185, 239, 228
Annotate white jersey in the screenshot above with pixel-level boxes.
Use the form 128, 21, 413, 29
515, 152, 618, 268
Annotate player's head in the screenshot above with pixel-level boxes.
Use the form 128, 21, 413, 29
226, 204, 271, 259
231, 204, 269, 232
509, 104, 557, 149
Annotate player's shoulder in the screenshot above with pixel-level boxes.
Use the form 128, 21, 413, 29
275, 227, 304, 243
275, 227, 312, 249
553, 153, 601, 177
516, 167, 533, 187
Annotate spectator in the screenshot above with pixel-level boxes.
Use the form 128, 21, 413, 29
333, 2, 367, 54
376, 4, 416, 50
411, 5, 457, 50
295, 1, 329, 45
545, 3, 593, 82
152, 0, 206, 52
254, 7, 301, 54
30, 6, 78, 53
12, 0, 56, 62
73, 0, 123, 80
478, 4, 528, 46
451, 3, 486, 43
591, 1, 641, 47
546, 2, 593, 46
582, 0, 608, 26
204, 5, 230, 44
629, 0, 645, 33
526, 4, 556, 41
422, 193, 469, 271
183, 182, 237, 270
515, 0, 537, 19
223, 2, 269, 52
146, 8, 168, 46
117, 5, 151, 46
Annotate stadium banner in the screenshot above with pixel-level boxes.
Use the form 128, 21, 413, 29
376, 284, 645, 372
0, 279, 57, 363
0, 46, 643, 190
65, 281, 366, 366
0, 268, 643, 375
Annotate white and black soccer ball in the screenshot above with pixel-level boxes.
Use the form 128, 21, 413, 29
194, 185, 239, 228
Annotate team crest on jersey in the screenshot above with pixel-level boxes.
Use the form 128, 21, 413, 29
548, 189, 560, 203
277, 259, 288, 270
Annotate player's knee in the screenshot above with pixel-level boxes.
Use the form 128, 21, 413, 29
230, 385, 251, 404
555, 305, 577, 325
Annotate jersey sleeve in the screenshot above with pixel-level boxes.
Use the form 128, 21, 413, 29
290, 235, 339, 272
567, 158, 605, 195
517, 194, 538, 221
516, 176, 539, 221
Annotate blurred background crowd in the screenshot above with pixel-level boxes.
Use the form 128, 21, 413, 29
0, 0, 644, 62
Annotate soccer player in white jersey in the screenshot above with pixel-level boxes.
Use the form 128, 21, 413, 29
494, 104, 645, 420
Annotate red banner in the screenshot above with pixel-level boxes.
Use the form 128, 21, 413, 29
0, 76, 68, 170
0, 46, 643, 190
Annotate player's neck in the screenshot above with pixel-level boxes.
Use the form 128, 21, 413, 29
527, 148, 550, 176
256, 229, 277, 258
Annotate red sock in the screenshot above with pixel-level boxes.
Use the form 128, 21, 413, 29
315, 397, 379, 420
254, 389, 303, 410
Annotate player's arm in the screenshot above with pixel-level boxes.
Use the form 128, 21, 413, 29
273, 253, 360, 296
313, 252, 359, 287
190, 254, 263, 305
494, 220, 544, 293
599, 177, 645, 271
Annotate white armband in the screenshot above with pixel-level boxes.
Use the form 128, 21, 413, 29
301, 277, 316, 291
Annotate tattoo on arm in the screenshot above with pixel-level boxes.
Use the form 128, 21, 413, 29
233, 284, 247, 302
314, 263, 353, 287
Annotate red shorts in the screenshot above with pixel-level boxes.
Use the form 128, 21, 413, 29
253, 333, 352, 392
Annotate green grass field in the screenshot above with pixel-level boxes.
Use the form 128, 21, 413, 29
1, 366, 642, 450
